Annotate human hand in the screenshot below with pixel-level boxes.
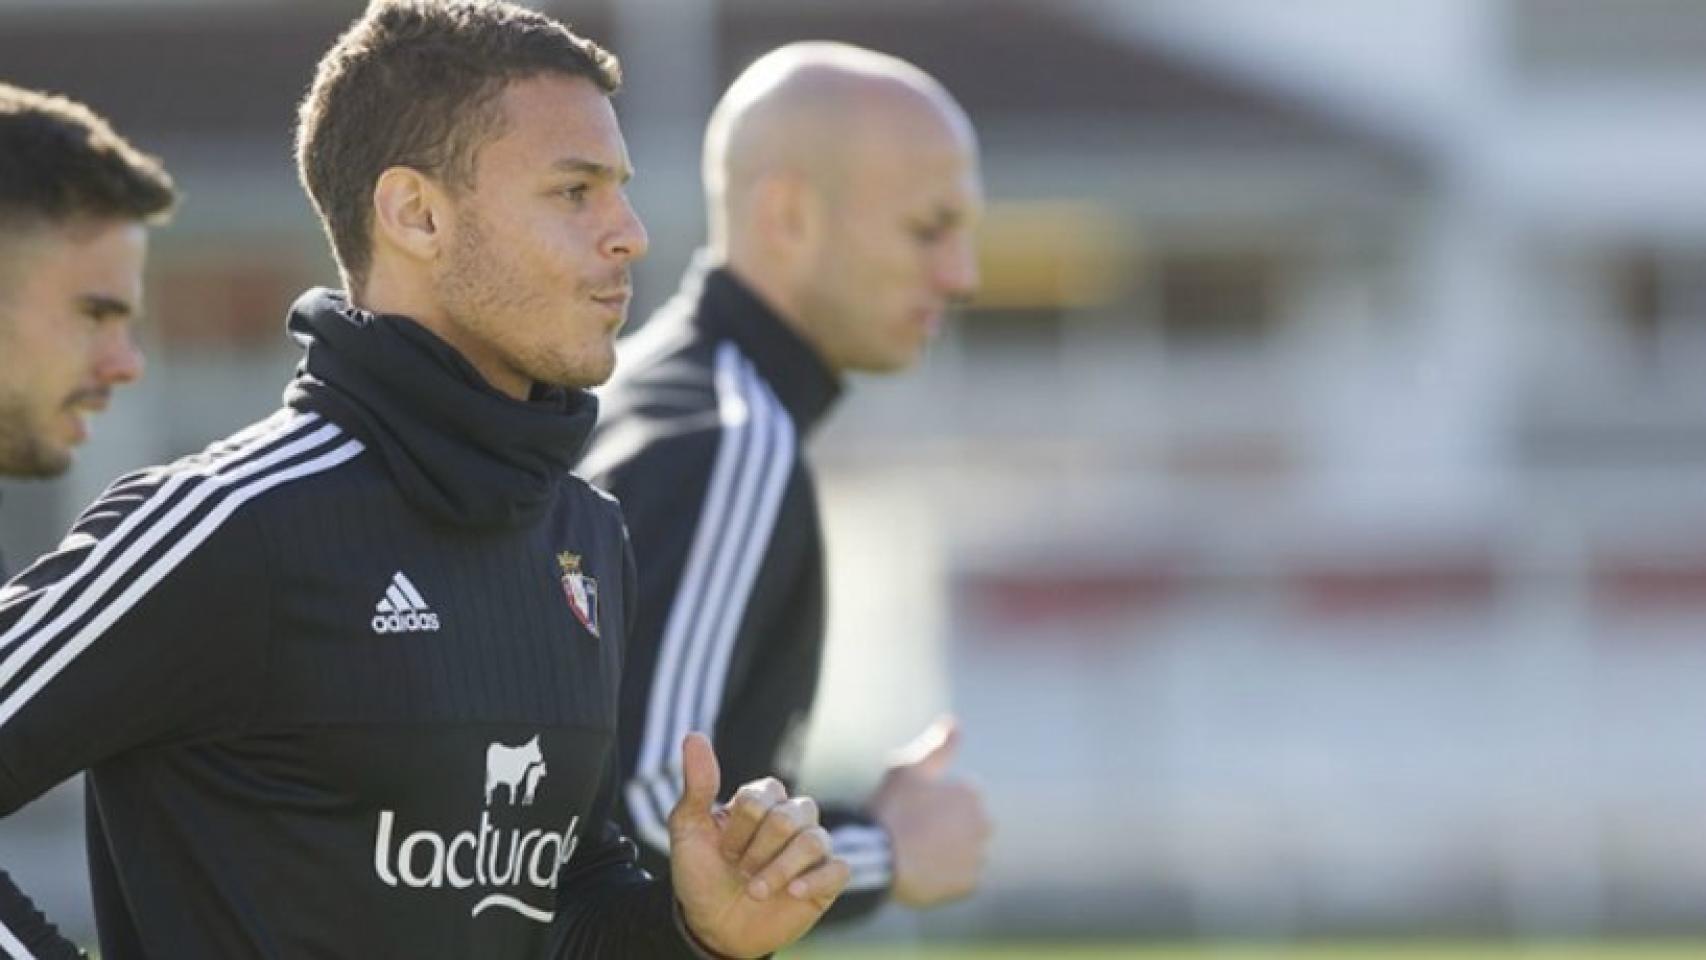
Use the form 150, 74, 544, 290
867, 716, 992, 908
669, 733, 848, 957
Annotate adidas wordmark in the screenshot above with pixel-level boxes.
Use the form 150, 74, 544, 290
372, 571, 441, 634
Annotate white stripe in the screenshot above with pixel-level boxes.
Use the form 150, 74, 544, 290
833, 824, 894, 889
375, 598, 395, 614
385, 585, 412, 613
0, 412, 324, 667
689, 367, 794, 732
627, 345, 797, 853
0, 411, 318, 645
0, 920, 36, 959
0, 417, 336, 679
639, 344, 754, 769
671, 366, 773, 737
0, 436, 363, 730
831, 824, 888, 846
623, 779, 671, 853
838, 857, 893, 887
846, 863, 893, 891
393, 571, 429, 610
628, 345, 756, 850
838, 847, 892, 869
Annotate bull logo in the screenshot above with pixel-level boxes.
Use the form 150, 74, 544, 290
484, 735, 547, 807
372, 733, 579, 924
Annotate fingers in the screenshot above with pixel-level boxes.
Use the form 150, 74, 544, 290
747, 824, 838, 903
736, 796, 819, 879
784, 850, 851, 907
895, 714, 960, 778
671, 733, 721, 829
717, 776, 787, 863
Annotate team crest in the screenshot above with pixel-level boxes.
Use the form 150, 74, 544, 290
557, 552, 600, 638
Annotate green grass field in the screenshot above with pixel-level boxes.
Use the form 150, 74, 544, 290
786, 945, 1706, 960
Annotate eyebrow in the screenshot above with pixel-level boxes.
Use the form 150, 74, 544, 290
78, 294, 135, 320
550, 157, 634, 185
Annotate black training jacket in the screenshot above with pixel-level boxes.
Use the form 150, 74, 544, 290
0, 289, 711, 959
579, 261, 893, 924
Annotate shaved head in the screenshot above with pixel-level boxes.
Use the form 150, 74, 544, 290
706, 43, 973, 253
705, 43, 983, 374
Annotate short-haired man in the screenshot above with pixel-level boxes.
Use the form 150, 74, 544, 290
0, 3, 842, 958
0, 81, 172, 548
0, 78, 175, 960
579, 42, 991, 924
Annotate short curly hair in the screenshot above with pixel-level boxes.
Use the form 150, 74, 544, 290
0, 83, 177, 230
296, 0, 622, 292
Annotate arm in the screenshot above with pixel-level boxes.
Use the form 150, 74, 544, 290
594, 424, 820, 856
0, 465, 273, 956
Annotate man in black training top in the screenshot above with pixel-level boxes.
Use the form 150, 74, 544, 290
0, 79, 175, 956
0, 3, 845, 958
579, 43, 991, 925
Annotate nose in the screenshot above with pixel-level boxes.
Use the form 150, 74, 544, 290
937, 234, 980, 303
96, 324, 145, 386
602, 192, 650, 264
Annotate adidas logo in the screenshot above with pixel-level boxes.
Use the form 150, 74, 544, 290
372, 571, 441, 634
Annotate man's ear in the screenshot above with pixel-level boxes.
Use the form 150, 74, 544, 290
752, 172, 825, 265
372, 166, 449, 264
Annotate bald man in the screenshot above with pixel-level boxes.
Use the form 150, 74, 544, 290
578, 43, 990, 924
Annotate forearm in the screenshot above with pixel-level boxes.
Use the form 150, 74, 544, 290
550, 831, 705, 959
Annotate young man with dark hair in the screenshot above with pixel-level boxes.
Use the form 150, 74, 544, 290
0, 81, 172, 484
0, 78, 175, 960
579, 42, 991, 926
0, 3, 843, 957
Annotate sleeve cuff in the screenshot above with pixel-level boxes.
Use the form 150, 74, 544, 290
830, 822, 895, 893
673, 898, 774, 960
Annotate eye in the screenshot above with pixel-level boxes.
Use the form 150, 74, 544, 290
912, 223, 947, 245
561, 184, 591, 205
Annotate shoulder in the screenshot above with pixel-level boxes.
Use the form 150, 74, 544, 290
584, 341, 801, 488
2, 409, 362, 601
73, 408, 366, 541
559, 471, 626, 534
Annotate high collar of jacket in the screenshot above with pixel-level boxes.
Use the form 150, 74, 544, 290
685, 260, 842, 436
282, 287, 597, 530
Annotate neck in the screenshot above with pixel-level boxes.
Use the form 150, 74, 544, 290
720, 251, 840, 375
354, 265, 531, 400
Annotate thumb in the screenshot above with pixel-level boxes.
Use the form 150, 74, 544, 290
898, 715, 960, 779
677, 732, 721, 818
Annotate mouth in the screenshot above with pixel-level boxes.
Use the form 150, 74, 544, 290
66, 390, 110, 415
61, 390, 111, 444
589, 289, 632, 325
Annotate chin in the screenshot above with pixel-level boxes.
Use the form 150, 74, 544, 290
0, 444, 72, 479
864, 345, 927, 374
556, 359, 617, 391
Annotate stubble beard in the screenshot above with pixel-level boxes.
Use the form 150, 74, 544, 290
0, 386, 69, 478
438, 210, 611, 391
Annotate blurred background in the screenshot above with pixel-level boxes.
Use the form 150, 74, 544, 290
3, 0, 1706, 955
